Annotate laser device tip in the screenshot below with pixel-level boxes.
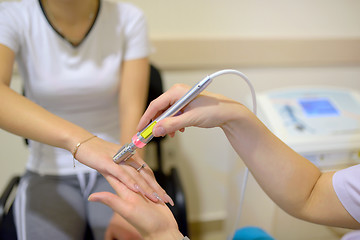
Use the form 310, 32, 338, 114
113, 142, 137, 164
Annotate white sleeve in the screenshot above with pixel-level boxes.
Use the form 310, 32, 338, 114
0, 2, 21, 52
333, 164, 360, 223
122, 4, 150, 61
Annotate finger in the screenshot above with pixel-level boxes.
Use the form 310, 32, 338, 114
104, 226, 113, 240
103, 151, 165, 202
121, 158, 144, 171
100, 175, 163, 220
132, 166, 165, 203
126, 155, 174, 206
89, 191, 135, 220
137, 84, 190, 131
152, 111, 194, 137
89, 191, 121, 209
167, 128, 185, 138
130, 156, 169, 198
137, 166, 174, 206
118, 160, 163, 203
106, 163, 144, 194
102, 174, 151, 207
102, 174, 131, 197
118, 161, 149, 197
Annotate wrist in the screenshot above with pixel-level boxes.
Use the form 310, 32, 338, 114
220, 103, 250, 134
72, 135, 97, 159
62, 128, 95, 153
220, 104, 263, 153
145, 229, 184, 240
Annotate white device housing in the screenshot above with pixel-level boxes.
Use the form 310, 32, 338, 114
257, 86, 360, 170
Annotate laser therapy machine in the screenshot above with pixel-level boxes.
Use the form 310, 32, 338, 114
257, 87, 360, 170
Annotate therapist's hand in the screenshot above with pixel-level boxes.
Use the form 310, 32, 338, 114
105, 213, 142, 240
89, 175, 184, 240
137, 84, 246, 137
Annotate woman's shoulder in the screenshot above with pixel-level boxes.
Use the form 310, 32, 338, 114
0, 0, 21, 15
0, 0, 38, 25
102, 0, 144, 17
333, 164, 360, 224
0, 0, 37, 14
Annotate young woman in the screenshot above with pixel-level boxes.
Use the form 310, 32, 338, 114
0, 0, 172, 239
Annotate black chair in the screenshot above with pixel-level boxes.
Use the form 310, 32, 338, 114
0, 64, 188, 239
0, 176, 19, 239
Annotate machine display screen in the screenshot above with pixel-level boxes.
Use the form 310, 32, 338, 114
299, 98, 339, 117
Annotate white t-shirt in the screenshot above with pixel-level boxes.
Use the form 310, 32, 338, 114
0, 0, 150, 175
333, 164, 360, 223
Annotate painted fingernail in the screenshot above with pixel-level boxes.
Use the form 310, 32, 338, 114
153, 192, 164, 203
164, 194, 175, 206
154, 126, 166, 136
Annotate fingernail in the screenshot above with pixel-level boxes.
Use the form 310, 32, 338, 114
154, 126, 166, 136
164, 194, 175, 206
153, 192, 164, 203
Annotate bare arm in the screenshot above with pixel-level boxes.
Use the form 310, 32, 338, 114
0, 44, 167, 202
138, 84, 360, 229
118, 58, 149, 154
222, 106, 359, 228
0, 44, 87, 151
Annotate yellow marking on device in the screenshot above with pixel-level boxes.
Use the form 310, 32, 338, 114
140, 121, 157, 139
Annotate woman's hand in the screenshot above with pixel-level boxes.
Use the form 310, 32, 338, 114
137, 84, 245, 137
89, 175, 184, 240
75, 136, 173, 205
105, 213, 143, 240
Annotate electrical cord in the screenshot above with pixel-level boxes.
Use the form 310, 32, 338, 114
208, 70, 257, 240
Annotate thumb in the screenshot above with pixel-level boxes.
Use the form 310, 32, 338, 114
88, 192, 118, 208
153, 113, 193, 137
89, 192, 132, 219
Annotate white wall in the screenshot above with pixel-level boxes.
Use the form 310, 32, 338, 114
125, 0, 360, 39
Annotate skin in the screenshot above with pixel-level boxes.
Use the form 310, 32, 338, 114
0, 0, 171, 238
140, 84, 360, 228
89, 175, 183, 240
90, 84, 360, 239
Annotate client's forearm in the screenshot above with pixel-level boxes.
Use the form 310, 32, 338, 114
0, 84, 92, 152
145, 229, 184, 240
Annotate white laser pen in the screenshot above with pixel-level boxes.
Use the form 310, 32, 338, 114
113, 75, 212, 164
